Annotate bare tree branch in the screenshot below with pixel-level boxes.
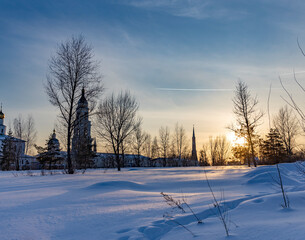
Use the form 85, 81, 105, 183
45, 35, 103, 174
95, 91, 140, 171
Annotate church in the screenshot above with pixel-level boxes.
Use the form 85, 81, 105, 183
42, 87, 199, 169
0, 88, 198, 170
0, 106, 36, 170
72, 88, 97, 168
36, 88, 97, 169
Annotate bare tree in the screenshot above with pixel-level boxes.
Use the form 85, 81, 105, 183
132, 126, 148, 167
230, 81, 263, 167
13, 115, 37, 155
199, 143, 209, 166
24, 115, 37, 155
209, 136, 218, 166
273, 106, 300, 156
143, 133, 152, 158
45, 35, 103, 174
207, 136, 231, 166
95, 91, 141, 171
121, 137, 132, 167
13, 115, 24, 140
159, 126, 170, 167
279, 40, 305, 132
151, 136, 160, 159
216, 136, 231, 166
173, 122, 188, 162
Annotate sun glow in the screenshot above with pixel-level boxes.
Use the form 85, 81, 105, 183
226, 132, 246, 146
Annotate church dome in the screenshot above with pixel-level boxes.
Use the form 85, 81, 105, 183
0, 104, 4, 119
48, 129, 60, 151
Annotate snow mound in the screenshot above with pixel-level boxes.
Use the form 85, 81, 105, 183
85, 180, 147, 192
245, 164, 301, 186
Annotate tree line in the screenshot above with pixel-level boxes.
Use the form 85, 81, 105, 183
199, 80, 303, 167
44, 35, 196, 173
2, 35, 305, 172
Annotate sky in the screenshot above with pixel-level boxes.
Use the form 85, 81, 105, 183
1, 0, 305, 151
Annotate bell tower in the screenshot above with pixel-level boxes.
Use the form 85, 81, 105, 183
0, 104, 6, 135
72, 88, 93, 153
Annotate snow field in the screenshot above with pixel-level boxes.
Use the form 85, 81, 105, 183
0, 163, 304, 240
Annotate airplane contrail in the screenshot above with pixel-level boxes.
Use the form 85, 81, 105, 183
156, 87, 281, 92
279, 70, 305, 76
156, 88, 234, 91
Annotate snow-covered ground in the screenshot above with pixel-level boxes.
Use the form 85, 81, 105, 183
1, 164, 305, 240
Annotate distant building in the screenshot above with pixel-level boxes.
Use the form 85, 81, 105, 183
48, 129, 60, 152
36, 129, 65, 169
0, 96, 200, 170
47, 129, 65, 168
72, 88, 96, 167
0, 105, 6, 136
190, 126, 198, 165
94, 153, 151, 168
0, 105, 36, 169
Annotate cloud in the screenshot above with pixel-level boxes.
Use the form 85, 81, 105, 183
124, 0, 248, 20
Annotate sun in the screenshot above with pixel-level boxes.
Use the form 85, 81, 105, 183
226, 132, 246, 146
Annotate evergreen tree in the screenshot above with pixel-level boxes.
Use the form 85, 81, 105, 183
1, 130, 16, 170
35, 133, 64, 169
232, 144, 250, 165
260, 128, 286, 164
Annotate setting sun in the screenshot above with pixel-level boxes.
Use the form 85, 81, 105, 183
226, 132, 246, 146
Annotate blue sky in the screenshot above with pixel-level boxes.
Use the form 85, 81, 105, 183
1, 0, 305, 148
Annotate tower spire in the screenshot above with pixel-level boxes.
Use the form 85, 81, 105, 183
191, 125, 198, 163
82, 86, 85, 98
193, 124, 195, 138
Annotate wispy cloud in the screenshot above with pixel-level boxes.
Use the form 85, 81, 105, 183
124, 0, 248, 20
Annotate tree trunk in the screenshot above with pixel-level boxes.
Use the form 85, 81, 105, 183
67, 124, 74, 174
117, 145, 121, 171
251, 143, 257, 167
16, 157, 20, 171
117, 155, 121, 171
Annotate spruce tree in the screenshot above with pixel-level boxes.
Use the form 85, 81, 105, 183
260, 128, 286, 164
1, 130, 15, 170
